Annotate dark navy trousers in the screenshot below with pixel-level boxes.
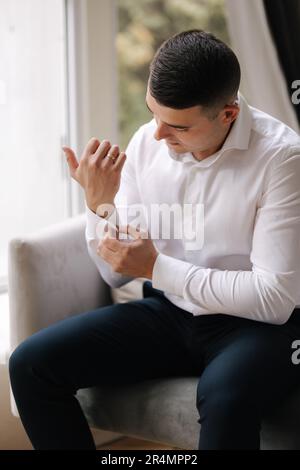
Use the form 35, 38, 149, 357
9, 281, 300, 449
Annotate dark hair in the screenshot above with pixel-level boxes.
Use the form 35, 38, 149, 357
149, 30, 240, 116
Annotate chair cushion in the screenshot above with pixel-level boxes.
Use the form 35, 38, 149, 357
77, 378, 300, 450
77, 377, 200, 450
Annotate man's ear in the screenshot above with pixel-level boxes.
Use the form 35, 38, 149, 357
221, 105, 239, 125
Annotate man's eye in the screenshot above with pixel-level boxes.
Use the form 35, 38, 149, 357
175, 128, 188, 132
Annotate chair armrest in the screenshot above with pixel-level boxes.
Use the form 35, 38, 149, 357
8, 214, 112, 349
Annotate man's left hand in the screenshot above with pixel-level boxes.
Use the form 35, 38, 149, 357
97, 224, 159, 279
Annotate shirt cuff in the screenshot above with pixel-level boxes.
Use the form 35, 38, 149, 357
152, 253, 193, 297
85, 204, 109, 239
86, 203, 120, 240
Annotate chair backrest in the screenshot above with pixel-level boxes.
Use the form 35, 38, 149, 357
8, 214, 111, 350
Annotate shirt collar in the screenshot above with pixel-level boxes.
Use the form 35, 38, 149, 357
167, 93, 253, 167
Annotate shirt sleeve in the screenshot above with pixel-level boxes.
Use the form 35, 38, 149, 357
152, 149, 300, 324
85, 131, 142, 288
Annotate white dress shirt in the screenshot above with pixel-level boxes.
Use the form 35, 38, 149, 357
86, 94, 300, 324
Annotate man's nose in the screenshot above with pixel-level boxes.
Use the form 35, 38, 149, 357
154, 121, 171, 141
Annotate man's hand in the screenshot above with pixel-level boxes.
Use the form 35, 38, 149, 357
97, 225, 159, 279
62, 138, 127, 214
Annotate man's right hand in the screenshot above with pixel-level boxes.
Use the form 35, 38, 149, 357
62, 138, 127, 215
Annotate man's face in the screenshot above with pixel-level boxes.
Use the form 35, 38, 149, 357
145, 88, 238, 158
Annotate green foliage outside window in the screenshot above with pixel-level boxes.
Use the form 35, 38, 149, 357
117, 0, 230, 149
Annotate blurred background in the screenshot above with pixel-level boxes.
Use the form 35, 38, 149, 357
0, 0, 299, 449
117, 0, 229, 148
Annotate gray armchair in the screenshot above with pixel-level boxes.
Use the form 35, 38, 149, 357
8, 215, 300, 449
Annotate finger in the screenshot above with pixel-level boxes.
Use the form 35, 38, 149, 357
102, 144, 120, 167
107, 223, 119, 240
97, 237, 116, 254
118, 224, 149, 240
82, 137, 101, 159
92, 140, 111, 164
97, 243, 116, 262
62, 147, 79, 177
117, 224, 133, 241
113, 151, 127, 171
104, 237, 123, 251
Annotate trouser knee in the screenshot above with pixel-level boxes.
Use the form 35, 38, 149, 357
196, 381, 259, 423
9, 336, 49, 394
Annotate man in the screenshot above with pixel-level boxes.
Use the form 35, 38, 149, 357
9, 30, 300, 450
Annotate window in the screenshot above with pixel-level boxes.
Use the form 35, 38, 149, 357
0, 0, 68, 286
0, 0, 68, 361
117, 0, 229, 149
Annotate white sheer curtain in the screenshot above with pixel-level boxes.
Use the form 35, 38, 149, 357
0, 0, 68, 364
225, 0, 299, 132
0, 0, 68, 284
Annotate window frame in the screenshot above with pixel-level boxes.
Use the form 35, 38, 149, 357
65, 0, 118, 216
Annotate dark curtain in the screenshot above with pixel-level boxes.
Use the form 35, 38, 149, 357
263, 0, 300, 125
